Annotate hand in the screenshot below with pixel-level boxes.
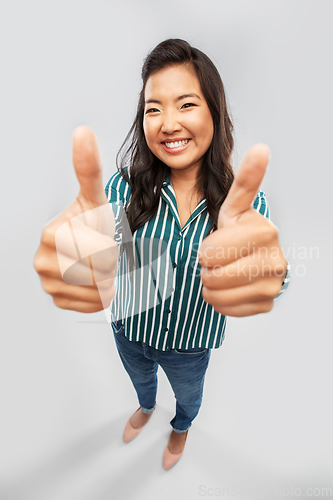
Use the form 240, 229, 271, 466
33, 126, 118, 313
198, 144, 287, 317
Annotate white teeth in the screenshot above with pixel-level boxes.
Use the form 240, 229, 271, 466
164, 139, 189, 149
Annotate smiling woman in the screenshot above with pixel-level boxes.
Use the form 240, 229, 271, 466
34, 38, 289, 472
103, 38, 288, 469
116, 38, 235, 236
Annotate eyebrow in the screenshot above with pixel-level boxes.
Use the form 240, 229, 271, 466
145, 93, 202, 104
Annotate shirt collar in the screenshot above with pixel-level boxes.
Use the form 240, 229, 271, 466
160, 171, 207, 231
163, 171, 171, 187
162, 171, 205, 203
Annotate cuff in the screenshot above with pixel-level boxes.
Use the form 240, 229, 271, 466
275, 261, 291, 299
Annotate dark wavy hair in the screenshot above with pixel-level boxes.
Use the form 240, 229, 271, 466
116, 38, 234, 235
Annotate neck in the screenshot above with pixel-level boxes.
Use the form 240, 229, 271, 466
169, 167, 201, 193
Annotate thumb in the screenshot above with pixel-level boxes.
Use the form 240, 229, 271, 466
72, 126, 107, 206
218, 143, 270, 227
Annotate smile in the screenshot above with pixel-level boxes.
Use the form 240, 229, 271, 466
161, 139, 191, 153
164, 139, 190, 149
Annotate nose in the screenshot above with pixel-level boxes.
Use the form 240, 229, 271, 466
161, 110, 181, 134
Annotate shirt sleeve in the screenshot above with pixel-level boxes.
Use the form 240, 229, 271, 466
253, 190, 290, 298
253, 189, 270, 219
104, 170, 131, 247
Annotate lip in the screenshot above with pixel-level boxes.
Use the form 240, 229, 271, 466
161, 138, 191, 154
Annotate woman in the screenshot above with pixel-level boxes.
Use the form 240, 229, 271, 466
34, 39, 290, 470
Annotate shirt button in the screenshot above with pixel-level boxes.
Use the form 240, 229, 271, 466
167, 309, 171, 313
178, 234, 182, 240
164, 327, 169, 332
173, 263, 177, 268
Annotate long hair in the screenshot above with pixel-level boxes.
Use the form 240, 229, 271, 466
116, 38, 234, 235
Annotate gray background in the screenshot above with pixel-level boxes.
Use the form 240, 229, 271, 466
1, 1, 332, 499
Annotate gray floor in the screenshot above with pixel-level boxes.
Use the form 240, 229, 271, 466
1, 278, 332, 500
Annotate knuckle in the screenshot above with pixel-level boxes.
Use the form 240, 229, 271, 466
106, 256, 118, 275
262, 300, 274, 312
41, 280, 54, 295
267, 223, 278, 240
213, 305, 226, 315
258, 223, 278, 244
33, 251, 49, 274
43, 279, 62, 297
260, 281, 281, 299
269, 278, 283, 298
200, 273, 210, 287
33, 251, 42, 272
97, 279, 115, 292
200, 266, 222, 287
33, 254, 52, 276
271, 281, 283, 297
53, 296, 67, 309
95, 302, 105, 312
41, 226, 54, 246
217, 291, 234, 307
201, 286, 212, 304
104, 288, 116, 306
85, 300, 104, 313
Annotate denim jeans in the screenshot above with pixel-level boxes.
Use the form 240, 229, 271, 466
111, 320, 211, 433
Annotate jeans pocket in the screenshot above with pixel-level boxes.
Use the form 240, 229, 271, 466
173, 347, 208, 355
111, 320, 124, 335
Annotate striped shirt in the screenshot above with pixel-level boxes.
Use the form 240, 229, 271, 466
105, 169, 290, 351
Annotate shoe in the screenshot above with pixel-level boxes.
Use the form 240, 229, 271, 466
122, 406, 155, 443
162, 429, 188, 470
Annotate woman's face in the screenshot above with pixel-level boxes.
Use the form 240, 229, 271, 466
143, 64, 214, 177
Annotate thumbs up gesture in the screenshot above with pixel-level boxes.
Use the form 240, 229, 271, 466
199, 144, 287, 317
34, 126, 118, 312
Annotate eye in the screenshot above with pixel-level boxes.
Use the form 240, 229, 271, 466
181, 102, 196, 109
145, 108, 159, 114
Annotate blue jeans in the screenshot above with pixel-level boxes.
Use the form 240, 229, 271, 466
111, 320, 211, 433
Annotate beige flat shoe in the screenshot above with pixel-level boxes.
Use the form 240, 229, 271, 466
162, 429, 188, 470
122, 407, 155, 443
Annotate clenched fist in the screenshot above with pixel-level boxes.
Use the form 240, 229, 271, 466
33, 126, 118, 313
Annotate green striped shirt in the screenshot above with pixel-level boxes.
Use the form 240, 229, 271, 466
105, 170, 289, 351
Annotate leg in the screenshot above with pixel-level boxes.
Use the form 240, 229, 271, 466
158, 347, 211, 469
158, 347, 211, 433
112, 321, 158, 413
